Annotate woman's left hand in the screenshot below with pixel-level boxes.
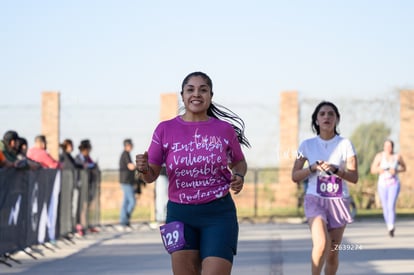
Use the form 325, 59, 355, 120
316, 160, 337, 175
230, 174, 244, 194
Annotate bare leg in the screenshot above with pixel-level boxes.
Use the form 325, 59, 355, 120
171, 250, 201, 275
325, 226, 346, 275
201, 256, 232, 275
308, 217, 329, 275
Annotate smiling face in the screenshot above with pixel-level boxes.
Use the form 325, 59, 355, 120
181, 75, 213, 119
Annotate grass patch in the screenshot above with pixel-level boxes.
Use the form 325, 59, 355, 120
237, 207, 304, 218
237, 207, 414, 220
100, 208, 152, 224
355, 208, 414, 219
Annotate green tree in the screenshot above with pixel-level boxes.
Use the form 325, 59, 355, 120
350, 121, 391, 179
349, 121, 390, 208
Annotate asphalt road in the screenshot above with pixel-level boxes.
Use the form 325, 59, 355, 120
1, 218, 413, 274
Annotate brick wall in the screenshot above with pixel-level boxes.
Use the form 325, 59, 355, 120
160, 93, 179, 121
398, 90, 414, 207
277, 91, 299, 207
41, 92, 60, 160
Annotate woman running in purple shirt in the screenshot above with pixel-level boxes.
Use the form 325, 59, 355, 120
136, 71, 250, 275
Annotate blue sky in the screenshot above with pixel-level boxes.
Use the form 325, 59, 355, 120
1, 1, 413, 168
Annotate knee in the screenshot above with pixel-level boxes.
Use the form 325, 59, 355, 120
326, 249, 339, 265
312, 240, 328, 256
326, 240, 340, 266
172, 252, 201, 275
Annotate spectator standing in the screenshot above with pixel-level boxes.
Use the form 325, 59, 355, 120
75, 139, 99, 203
0, 151, 11, 168
16, 137, 41, 170
27, 135, 61, 168
60, 139, 85, 234
1, 130, 19, 162
119, 139, 137, 230
15, 137, 28, 157
75, 140, 97, 169
60, 139, 84, 170
75, 139, 100, 235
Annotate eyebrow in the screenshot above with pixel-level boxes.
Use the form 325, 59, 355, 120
185, 84, 209, 88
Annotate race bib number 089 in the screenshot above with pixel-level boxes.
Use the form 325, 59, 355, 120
317, 175, 343, 197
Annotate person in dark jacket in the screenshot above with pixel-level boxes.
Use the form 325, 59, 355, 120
60, 139, 84, 170
119, 139, 137, 230
1, 130, 39, 169
74, 139, 100, 235
1, 130, 19, 162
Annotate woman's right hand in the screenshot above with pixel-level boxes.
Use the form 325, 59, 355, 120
135, 151, 149, 173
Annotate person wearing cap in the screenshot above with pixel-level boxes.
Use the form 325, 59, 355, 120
75, 139, 96, 169
75, 139, 100, 235
27, 135, 61, 169
0, 130, 30, 168
1, 130, 19, 162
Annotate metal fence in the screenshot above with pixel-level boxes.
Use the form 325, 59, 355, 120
99, 167, 301, 224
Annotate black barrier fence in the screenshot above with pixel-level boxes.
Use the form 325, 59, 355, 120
0, 167, 101, 259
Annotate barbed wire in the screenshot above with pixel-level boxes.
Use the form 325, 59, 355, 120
0, 91, 402, 169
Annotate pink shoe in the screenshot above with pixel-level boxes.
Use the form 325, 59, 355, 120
76, 224, 84, 236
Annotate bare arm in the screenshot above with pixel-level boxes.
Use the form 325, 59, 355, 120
293, 154, 358, 184
337, 154, 358, 184
370, 153, 382, 174
397, 154, 407, 173
291, 157, 314, 183
229, 159, 247, 177
229, 159, 247, 194
135, 151, 161, 183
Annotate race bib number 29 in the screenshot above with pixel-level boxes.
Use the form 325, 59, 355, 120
160, 221, 186, 254
317, 175, 343, 197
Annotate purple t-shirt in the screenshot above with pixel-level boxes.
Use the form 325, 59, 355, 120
147, 116, 245, 204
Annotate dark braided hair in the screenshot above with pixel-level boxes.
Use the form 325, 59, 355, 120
180, 71, 251, 148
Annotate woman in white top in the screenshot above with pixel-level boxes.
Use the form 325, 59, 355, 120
370, 139, 406, 237
292, 101, 358, 275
